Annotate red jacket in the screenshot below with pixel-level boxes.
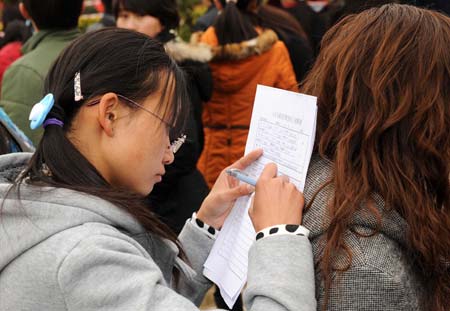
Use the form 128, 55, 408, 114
0, 41, 22, 90
197, 28, 298, 187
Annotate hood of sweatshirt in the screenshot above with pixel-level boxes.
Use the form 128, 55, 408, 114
0, 153, 147, 272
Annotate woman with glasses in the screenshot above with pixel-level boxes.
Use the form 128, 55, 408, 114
0, 28, 315, 310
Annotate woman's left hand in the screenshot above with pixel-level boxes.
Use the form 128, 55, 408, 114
197, 149, 263, 229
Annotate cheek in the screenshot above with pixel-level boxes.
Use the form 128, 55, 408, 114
116, 17, 125, 28
140, 17, 162, 37
135, 124, 168, 163
117, 17, 134, 30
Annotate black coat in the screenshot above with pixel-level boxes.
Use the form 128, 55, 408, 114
148, 34, 213, 233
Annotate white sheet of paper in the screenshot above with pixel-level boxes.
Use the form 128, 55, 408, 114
203, 85, 317, 308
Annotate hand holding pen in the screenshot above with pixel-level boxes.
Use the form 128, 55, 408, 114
227, 162, 304, 232
226, 168, 257, 186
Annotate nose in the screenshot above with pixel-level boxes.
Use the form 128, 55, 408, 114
163, 145, 175, 165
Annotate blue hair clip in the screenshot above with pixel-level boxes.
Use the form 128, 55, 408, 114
29, 93, 55, 130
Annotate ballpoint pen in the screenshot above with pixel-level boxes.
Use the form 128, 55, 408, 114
226, 168, 257, 186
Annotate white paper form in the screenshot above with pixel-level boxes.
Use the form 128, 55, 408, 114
203, 85, 317, 308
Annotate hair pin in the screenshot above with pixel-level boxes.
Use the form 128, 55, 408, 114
74, 71, 84, 102
171, 134, 187, 154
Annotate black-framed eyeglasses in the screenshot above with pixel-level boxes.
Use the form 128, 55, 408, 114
86, 94, 186, 154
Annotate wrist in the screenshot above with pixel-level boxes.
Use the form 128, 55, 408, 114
189, 212, 219, 239
255, 224, 310, 241
196, 209, 221, 230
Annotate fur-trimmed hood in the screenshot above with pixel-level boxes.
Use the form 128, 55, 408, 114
164, 38, 213, 63
192, 29, 279, 62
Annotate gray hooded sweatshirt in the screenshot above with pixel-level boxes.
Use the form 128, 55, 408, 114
0, 153, 316, 311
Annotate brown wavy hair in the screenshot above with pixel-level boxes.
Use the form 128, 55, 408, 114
301, 4, 450, 310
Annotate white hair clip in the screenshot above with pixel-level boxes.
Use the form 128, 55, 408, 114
170, 134, 187, 154
74, 71, 84, 102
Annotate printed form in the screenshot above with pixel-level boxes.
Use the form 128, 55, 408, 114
203, 85, 318, 308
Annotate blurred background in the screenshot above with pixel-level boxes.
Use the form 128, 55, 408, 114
1, 0, 447, 40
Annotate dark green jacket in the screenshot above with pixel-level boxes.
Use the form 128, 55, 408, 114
0, 29, 79, 144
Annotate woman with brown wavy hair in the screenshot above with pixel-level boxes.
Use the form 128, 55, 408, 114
300, 4, 450, 310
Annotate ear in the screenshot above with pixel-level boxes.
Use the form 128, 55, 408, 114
97, 93, 121, 137
19, 3, 31, 20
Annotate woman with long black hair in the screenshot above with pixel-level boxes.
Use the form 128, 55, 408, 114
0, 28, 315, 310
113, 0, 213, 233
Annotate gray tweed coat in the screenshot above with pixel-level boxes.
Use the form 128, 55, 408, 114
303, 155, 424, 310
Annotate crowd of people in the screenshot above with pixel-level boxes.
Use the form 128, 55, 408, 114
0, 0, 448, 311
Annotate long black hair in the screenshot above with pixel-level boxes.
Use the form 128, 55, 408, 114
13, 28, 189, 256
214, 0, 261, 45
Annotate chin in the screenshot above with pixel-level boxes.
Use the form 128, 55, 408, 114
142, 183, 155, 196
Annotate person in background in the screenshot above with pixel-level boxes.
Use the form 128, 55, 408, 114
269, 0, 336, 55
300, 4, 450, 310
0, 0, 82, 145
0, 0, 23, 39
0, 28, 316, 311
87, 0, 116, 32
256, 4, 314, 82
114, 0, 212, 234
0, 2, 31, 89
197, 0, 298, 189
192, 0, 218, 32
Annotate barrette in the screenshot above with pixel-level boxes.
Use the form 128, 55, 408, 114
74, 71, 84, 102
29, 93, 54, 130
171, 134, 187, 154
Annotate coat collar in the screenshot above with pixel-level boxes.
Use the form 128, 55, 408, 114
206, 29, 279, 62
164, 38, 213, 63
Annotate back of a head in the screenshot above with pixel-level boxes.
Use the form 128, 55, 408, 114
303, 3, 450, 164
22, 0, 83, 30
112, 0, 180, 30
301, 4, 449, 310
257, 4, 308, 40
214, 0, 262, 45
1, 3, 24, 29
1, 20, 32, 46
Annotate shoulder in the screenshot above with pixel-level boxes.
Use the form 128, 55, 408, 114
303, 157, 422, 308
270, 40, 291, 58
199, 27, 219, 46
1, 57, 44, 106
3, 56, 43, 81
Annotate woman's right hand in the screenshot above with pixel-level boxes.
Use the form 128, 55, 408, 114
249, 163, 305, 232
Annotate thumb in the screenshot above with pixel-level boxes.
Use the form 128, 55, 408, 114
221, 184, 254, 202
